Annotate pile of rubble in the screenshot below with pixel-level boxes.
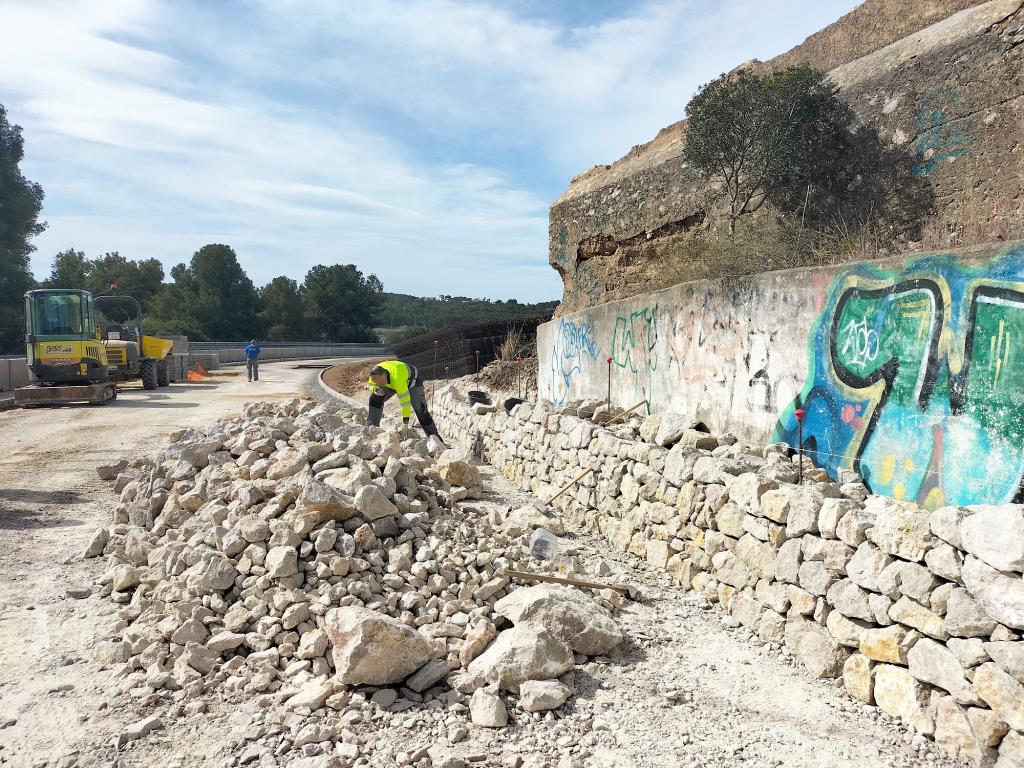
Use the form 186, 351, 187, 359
86, 398, 624, 767
435, 387, 1024, 767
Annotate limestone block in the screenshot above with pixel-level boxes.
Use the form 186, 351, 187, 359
889, 596, 949, 640
826, 579, 874, 622
933, 697, 998, 766
826, 609, 871, 648
843, 652, 874, 703
972, 662, 1024, 732
907, 638, 981, 705
925, 542, 964, 584
873, 663, 935, 734
786, 488, 824, 538
864, 495, 935, 562
715, 503, 746, 539
945, 588, 998, 638
984, 641, 1024, 685
860, 624, 919, 664
836, 507, 876, 547
774, 538, 803, 585
846, 542, 893, 593
728, 473, 778, 514
948, 638, 990, 669
961, 555, 1024, 630
784, 618, 850, 678
731, 590, 764, 630
960, 504, 1024, 574
798, 560, 836, 596
930, 505, 968, 549
819, 498, 860, 540
759, 488, 793, 524
757, 610, 786, 644
736, 534, 775, 579
995, 727, 1024, 767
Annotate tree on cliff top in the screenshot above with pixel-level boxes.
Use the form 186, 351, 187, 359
683, 66, 847, 234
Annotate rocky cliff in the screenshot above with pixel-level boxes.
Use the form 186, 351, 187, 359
551, 0, 1024, 314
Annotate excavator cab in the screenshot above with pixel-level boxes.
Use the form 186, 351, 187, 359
17, 288, 116, 406
23, 288, 109, 384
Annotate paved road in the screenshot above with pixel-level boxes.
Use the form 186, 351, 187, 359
0, 360, 333, 767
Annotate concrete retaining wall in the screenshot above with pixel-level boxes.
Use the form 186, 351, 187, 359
537, 242, 1024, 508
0, 358, 30, 392
433, 386, 1024, 767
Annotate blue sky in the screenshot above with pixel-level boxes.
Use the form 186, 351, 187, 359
0, 0, 859, 302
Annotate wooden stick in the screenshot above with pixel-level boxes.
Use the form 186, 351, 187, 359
548, 466, 594, 502
504, 568, 629, 594
605, 399, 647, 426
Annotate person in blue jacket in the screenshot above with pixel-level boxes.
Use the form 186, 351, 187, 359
244, 339, 261, 382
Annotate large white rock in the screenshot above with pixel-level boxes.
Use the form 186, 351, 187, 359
494, 584, 622, 656
984, 641, 1024, 685
519, 680, 572, 712
467, 625, 574, 692
470, 687, 507, 727
873, 664, 934, 734
972, 662, 1024, 732
863, 495, 935, 562
354, 485, 398, 521
265, 546, 299, 578
859, 625, 919, 664
437, 448, 483, 489
325, 607, 432, 685
960, 504, 1024, 573
944, 588, 997, 638
846, 542, 893, 593
784, 619, 850, 678
933, 697, 997, 766
503, 505, 565, 536
297, 479, 357, 524
930, 505, 969, 548
961, 555, 1024, 630
266, 449, 307, 480
907, 638, 980, 705
842, 652, 874, 703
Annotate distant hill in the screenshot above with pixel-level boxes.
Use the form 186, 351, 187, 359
375, 293, 557, 343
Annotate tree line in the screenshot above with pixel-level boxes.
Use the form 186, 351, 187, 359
0, 103, 554, 352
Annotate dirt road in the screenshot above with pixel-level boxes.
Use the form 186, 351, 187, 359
0, 361, 328, 768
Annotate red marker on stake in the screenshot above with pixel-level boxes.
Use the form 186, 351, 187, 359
794, 408, 806, 484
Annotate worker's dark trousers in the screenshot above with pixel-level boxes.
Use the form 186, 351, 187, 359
247, 358, 259, 381
367, 382, 439, 437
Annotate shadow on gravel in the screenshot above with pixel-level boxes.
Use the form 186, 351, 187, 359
0, 507, 86, 531
0, 488, 90, 506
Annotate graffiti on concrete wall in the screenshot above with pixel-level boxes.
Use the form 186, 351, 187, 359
912, 89, 972, 177
775, 248, 1024, 508
549, 316, 599, 405
612, 305, 659, 407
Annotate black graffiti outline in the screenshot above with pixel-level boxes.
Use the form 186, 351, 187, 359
953, 285, 1024, 502
828, 278, 945, 482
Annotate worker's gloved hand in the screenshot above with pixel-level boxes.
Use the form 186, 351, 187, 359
400, 418, 412, 440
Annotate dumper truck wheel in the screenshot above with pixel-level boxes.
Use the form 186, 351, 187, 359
157, 360, 170, 387
140, 358, 158, 390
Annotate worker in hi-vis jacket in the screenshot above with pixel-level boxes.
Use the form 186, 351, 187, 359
366, 360, 442, 439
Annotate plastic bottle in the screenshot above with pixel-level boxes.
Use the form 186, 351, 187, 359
529, 528, 558, 561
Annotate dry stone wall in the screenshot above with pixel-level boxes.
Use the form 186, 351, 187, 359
434, 387, 1024, 766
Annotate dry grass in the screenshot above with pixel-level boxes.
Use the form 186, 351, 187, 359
479, 329, 537, 395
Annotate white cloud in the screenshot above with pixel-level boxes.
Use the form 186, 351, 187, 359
0, 0, 858, 302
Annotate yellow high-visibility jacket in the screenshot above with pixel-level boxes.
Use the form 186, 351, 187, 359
367, 360, 413, 419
